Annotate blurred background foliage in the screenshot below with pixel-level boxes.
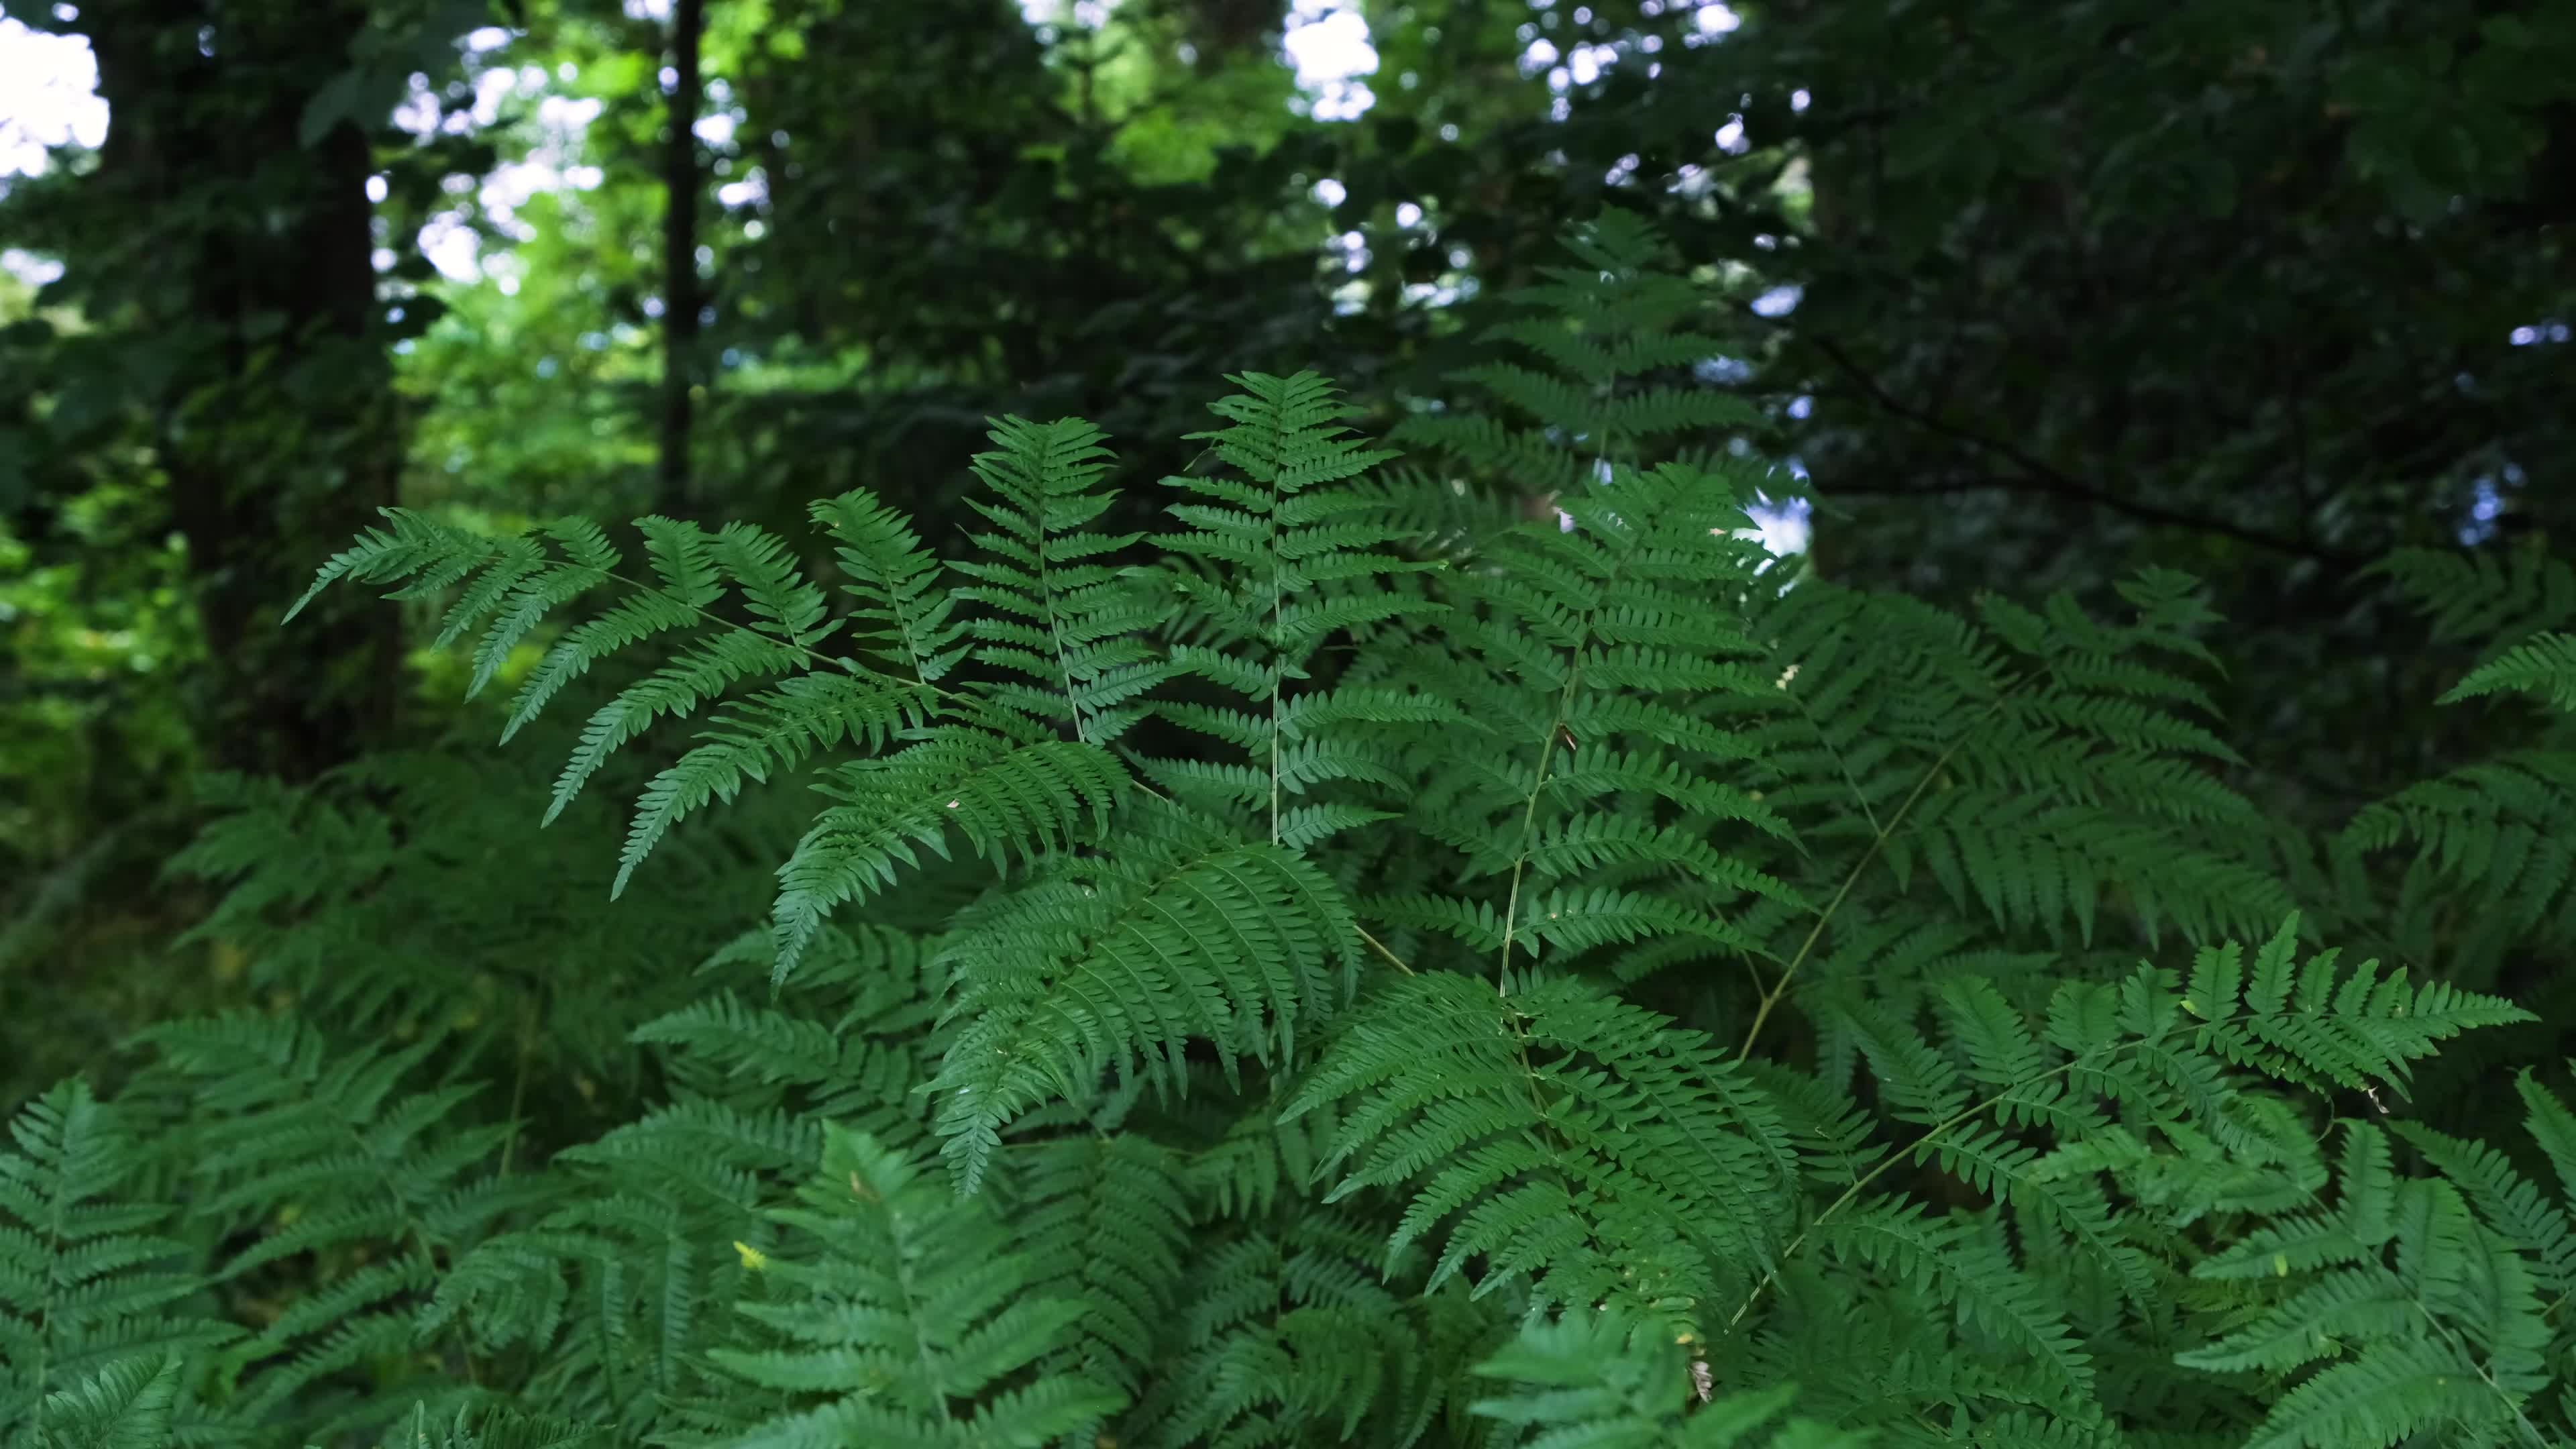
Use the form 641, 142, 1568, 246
0, 0, 2568, 1101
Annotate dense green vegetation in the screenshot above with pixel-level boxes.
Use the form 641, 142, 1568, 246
1, 0, 2571, 1444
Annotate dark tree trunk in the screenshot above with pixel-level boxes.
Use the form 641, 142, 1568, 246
659, 0, 706, 515
83, 0, 407, 784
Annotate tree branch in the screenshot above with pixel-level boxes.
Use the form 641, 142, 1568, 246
1784, 325, 2360, 568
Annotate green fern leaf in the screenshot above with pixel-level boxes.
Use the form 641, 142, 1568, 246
1470, 1309, 1863, 1449
768, 729, 1124, 983
951, 415, 1177, 745
808, 489, 971, 684
0, 1083, 234, 1445
34, 1354, 186, 1449
708, 1125, 1123, 1446
931, 806, 1356, 1191
1285, 971, 1789, 1324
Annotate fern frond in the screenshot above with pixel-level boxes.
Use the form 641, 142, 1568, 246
708, 1125, 1123, 1447
358, 1401, 616, 1449
1285, 970, 1790, 1325
1012, 1134, 1190, 1395
1374, 454, 1803, 977
0, 1081, 234, 1445
1146, 369, 1456, 843
2178, 914, 2532, 1102
768, 728, 1124, 982
283, 498, 961, 911
2184, 1122, 2550, 1449
1735, 1301, 2054, 1436
1813, 1199, 2097, 1412
614, 674, 938, 900
34, 1354, 187, 1449
1741, 567, 2289, 960
929, 802, 1356, 1191
950, 415, 1177, 745
2337, 541, 2576, 997
1392, 206, 1772, 498
808, 490, 971, 685
133, 1015, 532, 1434
1131, 1207, 1469, 1449
283, 507, 510, 625
2366, 540, 2576, 649
1470, 1309, 1863, 1449
428, 1093, 830, 1436
498, 516, 721, 736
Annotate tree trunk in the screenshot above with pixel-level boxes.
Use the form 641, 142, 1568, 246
83, 0, 407, 783
659, 0, 706, 515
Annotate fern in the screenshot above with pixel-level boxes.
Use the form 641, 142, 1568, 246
706, 1124, 1124, 1447
1385, 205, 1769, 502
1363, 453, 1806, 984
927, 797, 1356, 1191
131, 1014, 543, 1441
2181, 1121, 2552, 1448
769, 726, 1124, 980
950, 414, 1177, 746
2326, 545, 2576, 1014
2367, 540, 2576, 653
352, 1401, 614, 1449
423, 921, 943, 1439
0, 1081, 235, 1446
1011, 1134, 1192, 1397
1131, 1204, 1474, 1449
2446, 632, 2576, 712
1469, 1311, 1866, 1449
32, 206, 2565, 1449
1282, 970, 1793, 1327
162, 744, 788, 1079
34, 1354, 193, 1449
1148, 369, 1456, 849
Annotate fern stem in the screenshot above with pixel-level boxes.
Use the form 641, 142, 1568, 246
1354, 924, 1414, 975
1267, 425, 1287, 849
1726, 983, 2333, 1340
1267, 620, 1283, 850
1498, 680, 1584, 990
496, 1003, 537, 1179
1738, 692, 2012, 1060
1038, 539, 1093, 748
2402, 1293, 2555, 1448
1788, 685, 1882, 837
1723, 1040, 2092, 1336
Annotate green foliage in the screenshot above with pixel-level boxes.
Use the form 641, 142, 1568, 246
0, 1080, 236, 1447
135, 1014, 542, 1441
2326, 543, 2576, 1010
928, 798, 1356, 1191
7, 214, 2570, 1449
1470, 1316, 1868, 1449
1389, 207, 1769, 492
706, 1124, 1125, 1447
1284, 971, 1790, 1325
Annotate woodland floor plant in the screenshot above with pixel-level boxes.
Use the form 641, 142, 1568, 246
5, 213, 2571, 1449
